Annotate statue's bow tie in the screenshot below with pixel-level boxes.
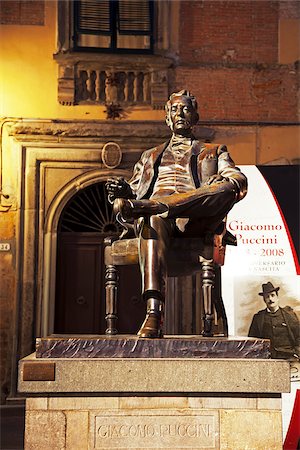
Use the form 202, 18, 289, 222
171, 136, 193, 148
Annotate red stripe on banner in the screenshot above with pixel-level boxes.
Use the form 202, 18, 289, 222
264, 178, 300, 275
283, 389, 300, 450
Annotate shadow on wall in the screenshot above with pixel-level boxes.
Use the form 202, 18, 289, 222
0, 404, 25, 450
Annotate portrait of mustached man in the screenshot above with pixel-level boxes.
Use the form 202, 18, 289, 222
249, 281, 300, 360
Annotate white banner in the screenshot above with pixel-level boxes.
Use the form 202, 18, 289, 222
221, 166, 300, 336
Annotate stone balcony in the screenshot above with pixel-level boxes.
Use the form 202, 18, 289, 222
54, 52, 173, 109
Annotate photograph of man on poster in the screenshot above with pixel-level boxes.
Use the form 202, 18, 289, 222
248, 281, 300, 360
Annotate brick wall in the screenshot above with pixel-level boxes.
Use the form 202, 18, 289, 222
0, 0, 44, 25
279, 0, 300, 19
179, 1, 279, 64
174, 0, 299, 122
175, 65, 298, 122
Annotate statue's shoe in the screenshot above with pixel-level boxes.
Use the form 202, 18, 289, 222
137, 312, 163, 338
113, 198, 168, 220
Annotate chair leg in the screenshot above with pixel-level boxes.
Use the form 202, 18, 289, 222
105, 264, 119, 335
200, 258, 215, 337
213, 266, 229, 337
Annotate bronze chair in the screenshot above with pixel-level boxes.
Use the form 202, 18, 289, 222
104, 219, 236, 337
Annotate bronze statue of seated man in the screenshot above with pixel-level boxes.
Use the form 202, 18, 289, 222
106, 90, 247, 338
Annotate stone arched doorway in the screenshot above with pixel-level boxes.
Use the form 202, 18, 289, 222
53, 181, 145, 335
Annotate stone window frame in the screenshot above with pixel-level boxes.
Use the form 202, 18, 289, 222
54, 0, 179, 108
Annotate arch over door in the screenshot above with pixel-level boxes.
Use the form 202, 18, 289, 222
54, 182, 144, 335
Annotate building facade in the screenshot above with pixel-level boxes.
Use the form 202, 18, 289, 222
0, 0, 299, 401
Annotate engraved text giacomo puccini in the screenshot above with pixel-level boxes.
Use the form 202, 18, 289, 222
97, 422, 211, 439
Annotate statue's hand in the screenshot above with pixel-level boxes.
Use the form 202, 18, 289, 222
206, 174, 227, 185
106, 178, 133, 202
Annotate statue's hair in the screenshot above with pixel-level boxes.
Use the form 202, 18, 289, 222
165, 90, 198, 113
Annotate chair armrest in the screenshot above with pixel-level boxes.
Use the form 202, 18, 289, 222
105, 238, 139, 265
104, 235, 120, 247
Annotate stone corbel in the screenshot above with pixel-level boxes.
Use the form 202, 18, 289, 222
58, 63, 75, 106
151, 69, 169, 110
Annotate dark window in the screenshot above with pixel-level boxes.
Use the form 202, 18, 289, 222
58, 182, 122, 234
74, 0, 154, 53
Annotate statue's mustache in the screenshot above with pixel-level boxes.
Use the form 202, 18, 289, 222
175, 118, 190, 126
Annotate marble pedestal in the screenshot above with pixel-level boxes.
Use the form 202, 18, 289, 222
18, 337, 290, 450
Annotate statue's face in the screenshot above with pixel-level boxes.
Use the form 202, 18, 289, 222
168, 96, 197, 135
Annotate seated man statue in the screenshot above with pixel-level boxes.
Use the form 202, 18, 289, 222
106, 90, 247, 338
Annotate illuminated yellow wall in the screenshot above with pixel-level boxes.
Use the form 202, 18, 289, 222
0, 1, 163, 121
1, 1, 299, 164
1, 1, 299, 166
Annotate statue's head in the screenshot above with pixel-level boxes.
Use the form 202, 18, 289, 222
165, 90, 199, 135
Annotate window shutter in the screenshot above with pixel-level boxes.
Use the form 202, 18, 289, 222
118, 0, 152, 35
74, 0, 154, 51
77, 0, 111, 34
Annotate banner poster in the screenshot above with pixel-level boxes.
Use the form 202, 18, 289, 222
222, 165, 300, 337
221, 165, 300, 439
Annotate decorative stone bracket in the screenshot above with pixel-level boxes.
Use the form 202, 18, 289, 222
54, 53, 172, 110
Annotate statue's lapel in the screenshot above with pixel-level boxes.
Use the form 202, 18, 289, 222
137, 141, 169, 198
150, 141, 170, 163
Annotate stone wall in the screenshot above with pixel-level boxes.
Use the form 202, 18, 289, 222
25, 396, 283, 450
19, 356, 290, 450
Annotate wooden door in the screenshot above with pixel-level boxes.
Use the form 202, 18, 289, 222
54, 232, 144, 335
54, 233, 104, 334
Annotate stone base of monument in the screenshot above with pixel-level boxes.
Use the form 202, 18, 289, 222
18, 337, 290, 450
